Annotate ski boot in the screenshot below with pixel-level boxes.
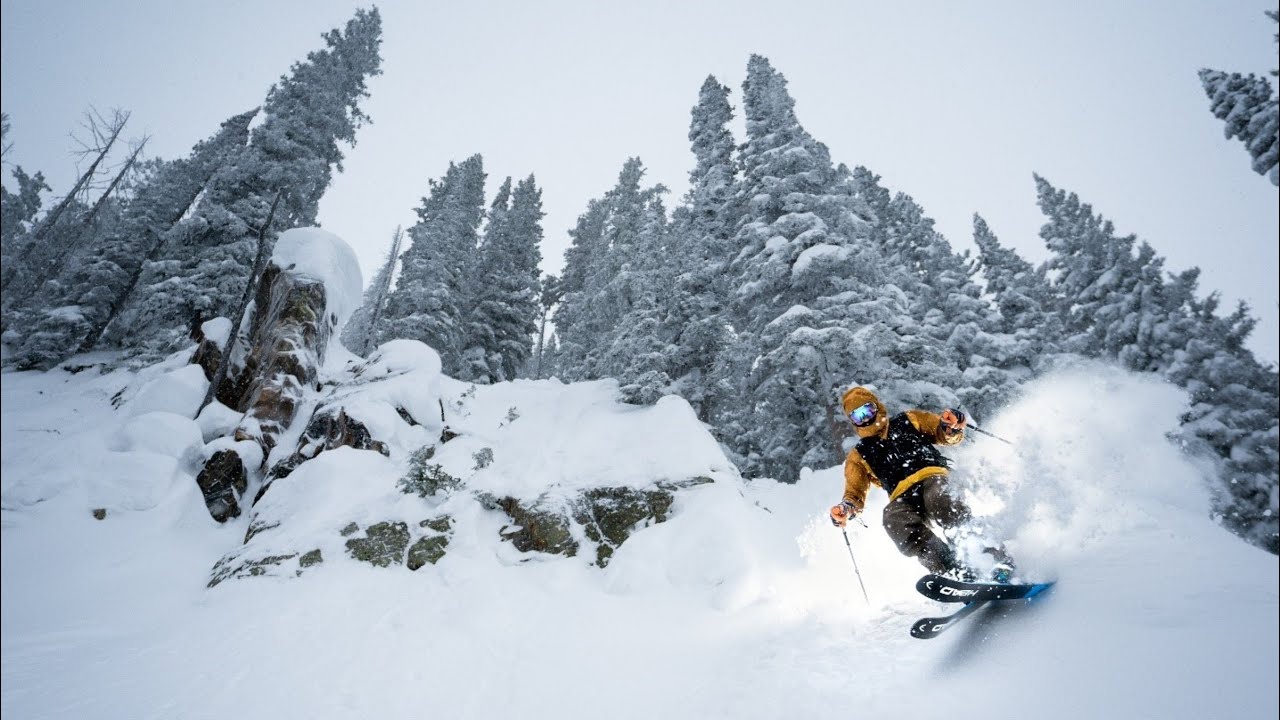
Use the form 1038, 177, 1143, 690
990, 563, 1015, 584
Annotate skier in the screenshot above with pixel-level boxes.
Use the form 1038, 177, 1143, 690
828, 385, 1015, 583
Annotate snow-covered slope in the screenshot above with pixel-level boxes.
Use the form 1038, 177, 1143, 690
2, 357, 1276, 720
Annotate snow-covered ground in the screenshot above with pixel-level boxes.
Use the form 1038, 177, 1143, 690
3, 357, 1277, 720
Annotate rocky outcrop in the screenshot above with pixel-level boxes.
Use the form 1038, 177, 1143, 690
481, 477, 714, 567
193, 262, 336, 522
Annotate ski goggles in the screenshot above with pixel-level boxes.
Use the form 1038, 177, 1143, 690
849, 402, 878, 427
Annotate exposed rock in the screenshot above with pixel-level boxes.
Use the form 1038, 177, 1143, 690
482, 478, 715, 566
196, 449, 247, 522
299, 549, 323, 568
92, 508, 106, 520
244, 519, 280, 544
574, 486, 676, 567
419, 516, 453, 534
257, 408, 389, 502
345, 521, 410, 568
192, 260, 338, 522
406, 535, 449, 570
480, 494, 579, 558
340, 522, 360, 537
208, 552, 299, 588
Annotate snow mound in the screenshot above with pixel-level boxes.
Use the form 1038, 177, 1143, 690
124, 364, 208, 418
270, 227, 363, 330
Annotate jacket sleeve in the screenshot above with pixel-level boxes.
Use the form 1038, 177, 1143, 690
842, 450, 881, 511
905, 409, 964, 446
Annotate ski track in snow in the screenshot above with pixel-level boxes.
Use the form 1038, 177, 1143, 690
2, 360, 1277, 720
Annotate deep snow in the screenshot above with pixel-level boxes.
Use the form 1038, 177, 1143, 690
2, 357, 1277, 720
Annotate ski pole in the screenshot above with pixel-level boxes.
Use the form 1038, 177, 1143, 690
840, 527, 871, 605
968, 423, 1013, 445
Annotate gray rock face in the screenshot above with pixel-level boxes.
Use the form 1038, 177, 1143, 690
482, 478, 714, 566
345, 521, 411, 568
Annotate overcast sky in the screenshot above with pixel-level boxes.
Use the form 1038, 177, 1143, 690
2, 0, 1277, 362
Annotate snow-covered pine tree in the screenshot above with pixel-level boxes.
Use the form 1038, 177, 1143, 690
608, 189, 675, 404
1198, 11, 1279, 186
553, 198, 609, 380
0, 114, 50, 298
971, 213, 1063, 377
461, 174, 545, 383
554, 159, 666, 383
660, 75, 739, 419
380, 155, 486, 373
720, 56, 887, 478
9, 109, 258, 368
112, 8, 383, 355
341, 225, 403, 357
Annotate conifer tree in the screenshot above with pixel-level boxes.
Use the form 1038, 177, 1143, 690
341, 225, 403, 357
554, 159, 666, 382
380, 155, 486, 373
721, 56, 887, 478
462, 174, 545, 383
971, 213, 1063, 374
1198, 11, 1279, 185
660, 76, 739, 419
0, 114, 50, 282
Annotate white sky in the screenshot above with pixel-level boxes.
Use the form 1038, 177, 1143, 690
2, 0, 1277, 362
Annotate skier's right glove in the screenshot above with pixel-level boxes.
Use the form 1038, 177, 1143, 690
830, 501, 858, 527
940, 408, 967, 434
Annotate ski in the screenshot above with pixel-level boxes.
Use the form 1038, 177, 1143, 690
910, 601, 985, 639
915, 573, 1055, 603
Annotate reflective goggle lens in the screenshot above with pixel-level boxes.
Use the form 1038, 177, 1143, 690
849, 402, 877, 427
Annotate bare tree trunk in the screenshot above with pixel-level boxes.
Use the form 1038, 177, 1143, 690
81, 136, 148, 226
534, 306, 548, 379
197, 191, 283, 418
29, 109, 129, 244
359, 225, 402, 355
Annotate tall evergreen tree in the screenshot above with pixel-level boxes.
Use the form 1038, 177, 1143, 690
461, 174, 545, 383
341, 225, 403, 357
112, 8, 383, 354
660, 75, 739, 419
971, 213, 1063, 375
720, 56, 887, 478
554, 158, 666, 382
0, 114, 50, 288
1198, 11, 1279, 185
380, 155, 486, 373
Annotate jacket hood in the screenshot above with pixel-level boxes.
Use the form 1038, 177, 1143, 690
842, 386, 888, 439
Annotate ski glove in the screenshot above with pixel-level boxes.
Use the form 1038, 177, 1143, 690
830, 501, 859, 527
940, 408, 967, 434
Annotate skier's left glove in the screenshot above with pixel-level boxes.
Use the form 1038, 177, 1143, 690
830, 501, 858, 527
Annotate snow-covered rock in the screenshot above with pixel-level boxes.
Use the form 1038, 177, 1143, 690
125, 364, 209, 418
